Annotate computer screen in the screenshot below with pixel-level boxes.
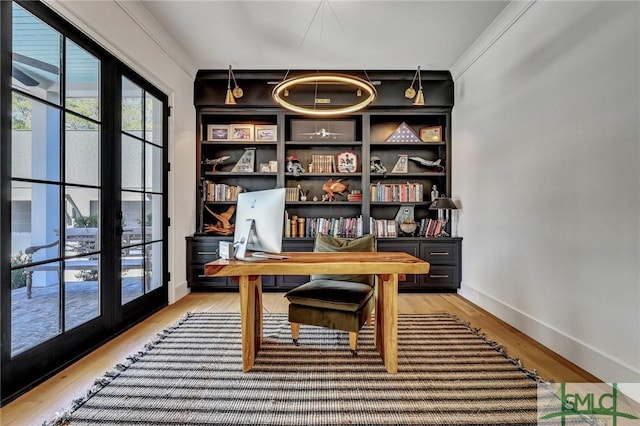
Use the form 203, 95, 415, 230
233, 188, 286, 260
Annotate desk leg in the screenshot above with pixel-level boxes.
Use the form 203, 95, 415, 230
239, 275, 263, 372
375, 273, 398, 373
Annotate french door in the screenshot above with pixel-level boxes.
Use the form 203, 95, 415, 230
1, 1, 169, 404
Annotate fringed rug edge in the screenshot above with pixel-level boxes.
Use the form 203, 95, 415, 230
43, 311, 548, 426
43, 311, 197, 426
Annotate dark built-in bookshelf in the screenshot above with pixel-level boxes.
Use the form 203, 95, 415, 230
188, 70, 462, 292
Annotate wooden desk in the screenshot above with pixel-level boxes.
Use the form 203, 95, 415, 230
204, 251, 430, 373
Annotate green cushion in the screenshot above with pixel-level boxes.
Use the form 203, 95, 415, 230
311, 233, 376, 285
285, 279, 374, 312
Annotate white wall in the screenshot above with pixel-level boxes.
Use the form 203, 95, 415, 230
452, 1, 640, 381
45, 0, 197, 303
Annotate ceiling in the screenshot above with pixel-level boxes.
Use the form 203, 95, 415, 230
138, 1, 510, 72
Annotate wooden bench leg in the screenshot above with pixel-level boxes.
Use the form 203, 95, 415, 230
290, 322, 300, 344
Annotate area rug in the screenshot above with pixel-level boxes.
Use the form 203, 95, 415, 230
48, 312, 546, 425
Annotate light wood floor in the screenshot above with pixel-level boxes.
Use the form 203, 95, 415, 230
0, 292, 599, 426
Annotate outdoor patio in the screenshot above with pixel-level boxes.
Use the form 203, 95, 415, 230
10, 277, 145, 356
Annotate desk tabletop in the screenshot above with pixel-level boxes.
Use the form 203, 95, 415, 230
204, 251, 430, 277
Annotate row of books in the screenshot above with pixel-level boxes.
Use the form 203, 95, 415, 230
203, 182, 244, 202
285, 187, 300, 202
370, 219, 398, 238
285, 212, 364, 238
419, 218, 443, 237
311, 154, 336, 173
370, 218, 445, 238
370, 183, 424, 202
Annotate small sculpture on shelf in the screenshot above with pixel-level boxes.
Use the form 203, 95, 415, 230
297, 185, 310, 201
370, 156, 387, 176
430, 184, 439, 202
322, 178, 349, 201
203, 155, 230, 172
231, 148, 256, 172
390, 155, 409, 174
286, 155, 305, 176
409, 156, 445, 172
203, 205, 235, 235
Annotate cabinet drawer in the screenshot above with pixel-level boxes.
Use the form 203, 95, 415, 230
420, 242, 458, 265
422, 265, 457, 288
190, 266, 229, 288
190, 242, 224, 264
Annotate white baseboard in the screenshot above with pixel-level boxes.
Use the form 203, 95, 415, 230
458, 284, 640, 383
169, 280, 190, 304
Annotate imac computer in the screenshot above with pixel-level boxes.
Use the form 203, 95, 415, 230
233, 187, 288, 261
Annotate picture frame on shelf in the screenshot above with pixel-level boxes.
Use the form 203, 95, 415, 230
255, 125, 278, 142
337, 151, 358, 173
419, 125, 443, 143
230, 124, 255, 141
207, 124, 229, 141
291, 119, 356, 142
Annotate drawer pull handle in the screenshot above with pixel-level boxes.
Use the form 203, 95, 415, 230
430, 274, 449, 278
429, 252, 450, 256
197, 274, 210, 278
197, 251, 217, 255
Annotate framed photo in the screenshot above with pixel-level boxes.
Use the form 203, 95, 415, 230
255, 125, 278, 142
419, 125, 443, 143
337, 151, 358, 173
207, 124, 229, 141
230, 124, 254, 141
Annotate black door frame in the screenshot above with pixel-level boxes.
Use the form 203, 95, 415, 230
0, 0, 169, 405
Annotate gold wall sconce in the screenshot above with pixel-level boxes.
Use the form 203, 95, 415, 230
405, 66, 425, 106
224, 65, 243, 105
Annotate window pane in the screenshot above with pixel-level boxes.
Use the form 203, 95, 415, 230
147, 194, 163, 242
122, 248, 144, 304
122, 77, 142, 137
65, 257, 100, 331
65, 114, 100, 186
11, 93, 61, 182
145, 242, 162, 292
65, 187, 100, 256
12, 3, 62, 104
122, 191, 143, 248
65, 40, 100, 121
145, 143, 163, 192
145, 92, 163, 145
122, 135, 143, 191
11, 261, 62, 356
11, 182, 60, 263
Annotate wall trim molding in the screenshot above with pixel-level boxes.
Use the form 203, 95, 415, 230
450, 0, 536, 81
458, 284, 640, 382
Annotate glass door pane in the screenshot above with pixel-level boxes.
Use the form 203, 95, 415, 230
120, 77, 165, 305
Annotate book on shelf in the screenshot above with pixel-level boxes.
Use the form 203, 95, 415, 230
346, 192, 362, 202
422, 218, 443, 237
285, 187, 299, 202
284, 212, 363, 238
369, 218, 398, 238
310, 154, 335, 173
370, 182, 424, 202
203, 182, 244, 202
